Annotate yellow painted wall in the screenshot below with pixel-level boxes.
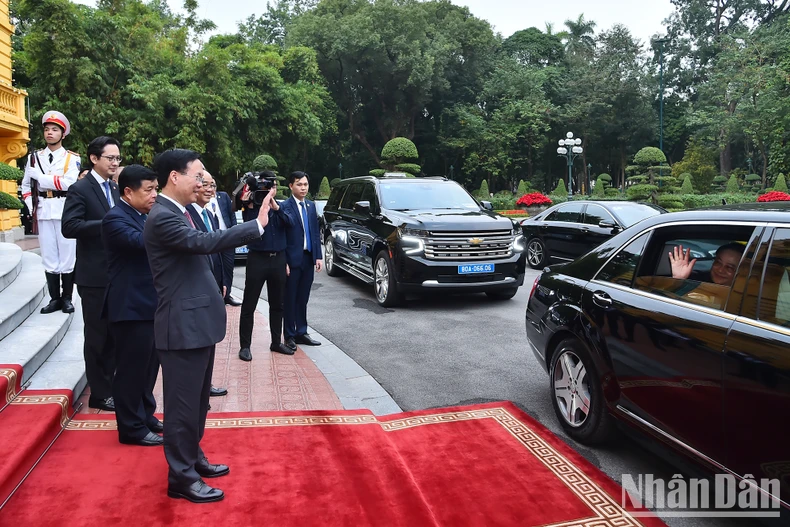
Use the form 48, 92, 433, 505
0, 0, 28, 170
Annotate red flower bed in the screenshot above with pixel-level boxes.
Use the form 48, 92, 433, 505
497, 210, 529, 216
516, 192, 552, 207
757, 191, 790, 202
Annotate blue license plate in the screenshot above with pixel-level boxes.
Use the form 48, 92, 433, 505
458, 263, 494, 274
236, 246, 249, 254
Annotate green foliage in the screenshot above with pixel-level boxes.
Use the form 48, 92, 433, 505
0, 163, 24, 181
516, 180, 528, 195
626, 184, 658, 201
394, 163, 421, 176
745, 174, 761, 182
681, 193, 758, 209
597, 173, 612, 187
605, 187, 621, 197
369, 169, 386, 177
671, 141, 718, 194
381, 138, 419, 163
317, 176, 331, 199
477, 180, 490, 198
633, 147, 667, 166
592, 180, 606, 197
252, 155, 278, 172
330, 178, 341, 188
489, 195, 516, 210
775, 173, 788, 192
0, 191, 22, 209
680, 175, 695, 194
551, 179, 567, 196
712, 175, 728, 190
657, 195, 684, 209
725, 174, 740, 193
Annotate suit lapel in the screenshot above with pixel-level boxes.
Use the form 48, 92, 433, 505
156, 195, 192, 229
119, 200, 145, 230
88, 174, 111, 213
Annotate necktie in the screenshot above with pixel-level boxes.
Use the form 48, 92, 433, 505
300, 201, 311, 250
48, 153, 53, 164
202, 209, 213, 232
184, 210, 196, 229
102, 181, 113, 207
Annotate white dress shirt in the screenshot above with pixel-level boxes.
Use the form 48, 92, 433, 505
293, 196, 309, 250
208, 197, 228, 230
92, 170, 114, 207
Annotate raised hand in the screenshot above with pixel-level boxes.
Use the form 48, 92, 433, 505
669, 245, 696, 279
256, 187, 276, 228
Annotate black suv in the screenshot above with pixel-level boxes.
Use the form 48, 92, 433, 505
322, 174, 527, 306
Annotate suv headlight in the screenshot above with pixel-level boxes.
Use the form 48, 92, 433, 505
399, 227, 427, 255
510, 221, 525, 252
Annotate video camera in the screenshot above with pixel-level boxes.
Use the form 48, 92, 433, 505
242, 171, 277, 207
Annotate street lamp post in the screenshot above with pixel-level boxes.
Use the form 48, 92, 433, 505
557, 132, 584, 199
587, 163, 592, 195
338, 162, 343, 180
655, 38, 669, 183
449, 164, 454, 180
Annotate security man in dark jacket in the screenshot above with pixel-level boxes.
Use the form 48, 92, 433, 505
238, 172, 295, 360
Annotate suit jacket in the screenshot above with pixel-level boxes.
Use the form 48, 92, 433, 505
214, 191, 237, 229
187, 205, 225, 291
101, 200, 157, 322
61, 174, 121, 287
282, 196, 323, 269
144, 195, 260, 351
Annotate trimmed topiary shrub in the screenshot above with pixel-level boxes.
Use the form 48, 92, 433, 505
745, 174, 761, 191
317, 177, 331, 199
252, 154, 278, 172
369, 169, 386, 177
712, 175, 728, 191
774, 173, 788, 193
605, 187, 621, 197
680, 175, 694, 194
626, 184, 658, 201
0, 163, 23, 181
517, 180, 528, 196
657, 194, 684, 210
634, 147, 667, 166
725, 174, 740, 193
395, 163, 421, 176
0, 191, 23, 209
478, 180, 490, 199
381, 138, 418, 162
597, 173, 612, 188
592, 180, 606, 197
551, 179, 567, 196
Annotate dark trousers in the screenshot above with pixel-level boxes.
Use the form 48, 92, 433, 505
110, 320, 159, 440
158, 345, 214, 487
240, 250, 286, 348
284, 251, 315, 339
78, 285, 115, 399
221, 249, 234, 297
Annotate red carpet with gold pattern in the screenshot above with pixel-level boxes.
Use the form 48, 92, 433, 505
0, 399, 665, 526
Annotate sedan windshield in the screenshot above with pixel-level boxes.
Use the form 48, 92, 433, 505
608, 204, 662, 228
378, 181, 480, 210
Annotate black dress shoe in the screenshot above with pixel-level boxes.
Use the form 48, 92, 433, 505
238, 347, 252, 361
148, 418, 164, 433
119, 430, 163, 446
167, 479, 224, 503
196, 459, 230, 478
270, 343, 295, 355
295, 334, 321, 346
61, 298, 75, 313
224, 295, 242, 306
210, 386, 228, 397
40, 298, 62, 314
285, 338, 296, 351
89, 396, 115, 411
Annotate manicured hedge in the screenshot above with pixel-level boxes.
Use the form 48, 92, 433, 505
0, 191, 23, 209
0, 163, 23, 181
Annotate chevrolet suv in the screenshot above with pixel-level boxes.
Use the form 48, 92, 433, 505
322, 174, 527, 306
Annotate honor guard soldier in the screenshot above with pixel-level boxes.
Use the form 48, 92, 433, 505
20, 111, 81, 314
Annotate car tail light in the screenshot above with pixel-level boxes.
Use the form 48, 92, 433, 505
528, 275, 540, 301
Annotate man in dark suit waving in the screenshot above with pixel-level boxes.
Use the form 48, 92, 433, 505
101, 165, 163, 446
144, 149, 273, 503
282, 171, 323, 350
62, 136, 122, 411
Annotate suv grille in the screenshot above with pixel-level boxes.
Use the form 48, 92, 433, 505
423, 230, 514, 261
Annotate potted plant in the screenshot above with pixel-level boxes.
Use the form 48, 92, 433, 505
0, 190, 23, 230
516, 192, 553, 214
757, 191, 790, 202
0, 162, 23, 195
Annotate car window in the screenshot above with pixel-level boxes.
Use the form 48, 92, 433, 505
755, 229, 790, 326
596, 232, 649, 286
326, 185, 346, 210
631, 225, 757, 311
584, 204, 615, 226
607, 203, 663, 228
359, 183, 378, 211
546, 203, 585, 223
339, 183, 364, 210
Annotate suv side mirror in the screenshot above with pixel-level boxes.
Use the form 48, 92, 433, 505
480, 201, 494, 211
353, 200, 371, 214
599, 220, 617, 229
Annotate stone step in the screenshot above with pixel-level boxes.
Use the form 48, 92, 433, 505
0, 252, 46, 342
0, 242, 23, 294
26, 289, 86, 404
0, 294, 73, 385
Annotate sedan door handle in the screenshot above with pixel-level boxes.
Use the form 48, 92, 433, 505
592, 291, 612, 307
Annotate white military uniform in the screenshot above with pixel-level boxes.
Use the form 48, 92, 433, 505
20, 147, 80, 273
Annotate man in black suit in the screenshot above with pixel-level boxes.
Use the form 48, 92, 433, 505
208, 186, 241, 306
282, 171, 323, 350
62, 136, 122, 411
101, 165, 163, 446
144, 149, 273, 503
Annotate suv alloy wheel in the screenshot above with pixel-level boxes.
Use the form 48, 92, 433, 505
527, 238, 547, 269
374, 250, 401, 307
324, 237, 343, 277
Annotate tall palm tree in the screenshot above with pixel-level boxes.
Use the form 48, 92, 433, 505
564, 14, 596, 55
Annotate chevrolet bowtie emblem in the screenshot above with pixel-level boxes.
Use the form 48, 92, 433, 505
469, 237, 484, 245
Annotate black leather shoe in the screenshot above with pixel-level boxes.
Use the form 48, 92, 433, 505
210, 386, 228, 397
40, 298, 62, 314
61, 298, 75, 313
295, 334, 321, 346
89, 396, 115, 411
148, 418, 164, 433
238, 347, 252, 361
285, 338, 296, 351
196, 459, 230, 478
119, 430, 163, 446
224, 295, 242, 306
270, 343, 295, 355
167, 479, 224, 503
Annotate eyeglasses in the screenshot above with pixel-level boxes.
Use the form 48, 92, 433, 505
101, 155, 123, 163
205, 183, 217, 189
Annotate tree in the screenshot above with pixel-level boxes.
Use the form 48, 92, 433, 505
477, 179, 490, 199
317, 176, 331, 198
552, 178, 567, 196
680, 174, 695, 193
726, 173, 740, 192
517, 180, 528, 195
775, 173, 788, 192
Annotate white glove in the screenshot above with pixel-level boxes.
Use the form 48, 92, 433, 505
29, 172, 38, 181
24, 197, 33, 211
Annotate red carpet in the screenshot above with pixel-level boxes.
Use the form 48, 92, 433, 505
0, 401, 664, 526
0, 364, 22, 404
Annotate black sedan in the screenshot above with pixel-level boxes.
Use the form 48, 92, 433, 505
520, 200, 665, 269
525, 203, 790, 514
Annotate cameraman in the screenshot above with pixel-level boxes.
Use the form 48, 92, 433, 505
238, 171, 295, 360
